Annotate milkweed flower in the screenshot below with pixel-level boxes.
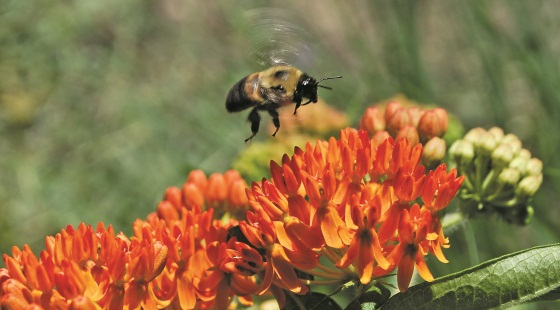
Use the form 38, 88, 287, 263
243, 128, 464, 293
0, 125, 465, 309
138, 169, 261, 309
0, 169, 259, 310
450, 127, 543, 224
1, 223, 169, 309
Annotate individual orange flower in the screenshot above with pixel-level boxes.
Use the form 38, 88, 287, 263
389, 204, 435, 292
422, 164, 464, 213
237, 210, 309, 308
336, 194, 390, 284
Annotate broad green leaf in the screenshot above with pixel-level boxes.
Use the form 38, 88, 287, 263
346, 283, 391, 310
284, 291, 342, 310
379, 244, 560, 309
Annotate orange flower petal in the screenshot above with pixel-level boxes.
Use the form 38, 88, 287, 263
318, 207, 344, 248
397, 254, 415, 292
357, 239, 375, 284
414, 253, 434, 282
285, 219, 324, 251
269, 245, 307, 294
282, 163, 301, 195
256, 262, 274, 295
176, 271, 196, 310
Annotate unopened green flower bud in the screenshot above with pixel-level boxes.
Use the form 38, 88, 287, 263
422, 136, 446, 169
515, 174, 543, 200
477, 131, 498, 156
525, 158, 543, 176
449, 139, 475, 164
500, 134, 522, 156
498, 168, 521, 186
517, 148, 532, 161
488, 127, 504, 142
491, 144, 515, 169
509, 155, 529, 174
464, 127, 487, 144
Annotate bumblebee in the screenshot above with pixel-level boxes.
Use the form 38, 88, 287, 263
226, 66, 342, 142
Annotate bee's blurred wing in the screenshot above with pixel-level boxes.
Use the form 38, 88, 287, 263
245, 8, 318, 68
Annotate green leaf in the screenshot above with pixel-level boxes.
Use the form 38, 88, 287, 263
380, 244, 560, 309
346, 283, 391, 310
284, 291, 342, 310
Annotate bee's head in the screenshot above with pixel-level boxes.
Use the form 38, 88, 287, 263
297, 74, 319, 103
295, 73, 342, 104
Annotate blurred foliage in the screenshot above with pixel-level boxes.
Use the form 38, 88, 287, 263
1, 1, 559, 306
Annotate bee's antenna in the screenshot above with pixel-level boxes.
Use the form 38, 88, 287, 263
316, 76, 342, 90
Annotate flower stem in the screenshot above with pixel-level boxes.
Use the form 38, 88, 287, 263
302, 267, 348, 280
462, 221, 479, 265
440, 212, 465, 231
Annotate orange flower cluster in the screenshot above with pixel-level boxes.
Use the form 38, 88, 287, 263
0, 132, 463, 309
242, 128, 463, 294
0, 170, 258, 310
360, 100, 449, 169
140, 169, 261, 309
1, 223, 168, 309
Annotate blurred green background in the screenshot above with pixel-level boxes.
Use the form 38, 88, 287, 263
1, 0, 559, 306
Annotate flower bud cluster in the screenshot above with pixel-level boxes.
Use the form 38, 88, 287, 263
449, 127, 543, 224
359, 100, 449, 169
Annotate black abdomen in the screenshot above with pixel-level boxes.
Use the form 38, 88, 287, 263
226, 76, 260, 112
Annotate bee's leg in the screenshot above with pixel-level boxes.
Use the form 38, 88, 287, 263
267, 108, 280, 137
245, 108, 261, 143
293, 99, 302, 115
301, 99, 313, 106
